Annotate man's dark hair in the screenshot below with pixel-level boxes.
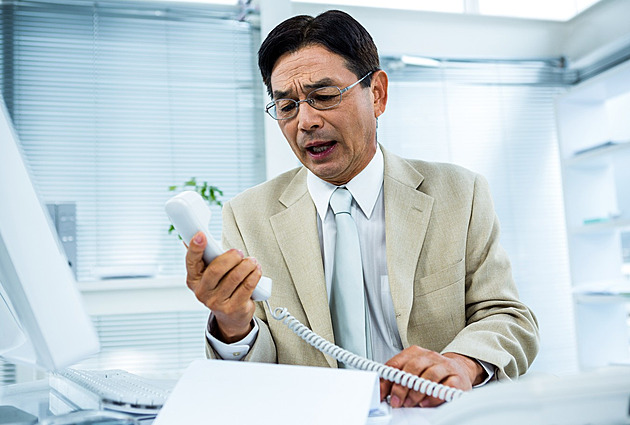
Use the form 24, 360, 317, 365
258, 10, 380, 98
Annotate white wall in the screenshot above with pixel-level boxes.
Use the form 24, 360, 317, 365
257, 0, 630, 178
290, 3, 565, 59
562, 0, 630, 67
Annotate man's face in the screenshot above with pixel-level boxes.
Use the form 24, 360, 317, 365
269, 45, 388, 186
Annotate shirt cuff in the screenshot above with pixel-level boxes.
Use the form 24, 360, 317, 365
205, 313, 259, 361
474, 359, 496, 387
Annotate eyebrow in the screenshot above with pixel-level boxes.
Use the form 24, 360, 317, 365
272, 77, 337, 100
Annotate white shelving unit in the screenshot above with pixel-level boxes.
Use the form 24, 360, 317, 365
556, 59, 630, 369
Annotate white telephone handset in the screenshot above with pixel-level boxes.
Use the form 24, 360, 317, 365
165, 191, 463, 403
165, 191, 272, 302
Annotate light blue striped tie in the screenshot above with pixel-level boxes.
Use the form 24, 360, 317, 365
329, 187, 367, 359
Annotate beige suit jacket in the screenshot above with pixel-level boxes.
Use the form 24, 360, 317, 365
206, 147, 539, 380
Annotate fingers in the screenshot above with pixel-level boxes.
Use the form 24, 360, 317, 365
185, 231, 261, 303
380, 377, 393, 402
203, 253, 260, 304
387, 347, 434, 408
415, 374, 469, 408
227, 259, 263, 304
206, 256, 259, 342
379, 347, 417, 401
379, 352, 406, 403
398, 359, 449, 408
382, 346, 474, 409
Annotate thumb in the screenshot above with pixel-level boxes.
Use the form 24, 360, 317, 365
190, 231, 206, 250
185, 232, 208, 276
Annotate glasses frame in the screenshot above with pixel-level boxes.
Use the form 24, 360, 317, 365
265, 71, 374, 121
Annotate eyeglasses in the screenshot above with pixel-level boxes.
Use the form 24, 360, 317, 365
265, 71, 373, 121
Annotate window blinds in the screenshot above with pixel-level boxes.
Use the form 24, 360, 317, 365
378, 60, 578, 375
73, 311, 209, 376
0, 0, 265, 282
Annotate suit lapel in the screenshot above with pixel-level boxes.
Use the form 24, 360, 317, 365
269, 169, 336, 367
382, 150, 434, 348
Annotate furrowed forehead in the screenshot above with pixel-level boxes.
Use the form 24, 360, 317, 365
272, 77, 337, 99
269, 45, 352, 99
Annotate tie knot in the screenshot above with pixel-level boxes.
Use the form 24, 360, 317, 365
330, 187, 353, 215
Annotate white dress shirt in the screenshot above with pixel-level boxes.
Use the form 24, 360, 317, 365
306, 147, 403, 364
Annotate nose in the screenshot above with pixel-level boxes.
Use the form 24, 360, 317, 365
296, 100, 323, 132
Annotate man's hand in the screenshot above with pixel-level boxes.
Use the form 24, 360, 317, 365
380, 346, 485, 408
185, 232, 262, 343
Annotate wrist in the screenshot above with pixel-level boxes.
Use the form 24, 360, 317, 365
443, 352, 485, 386
212, 317, 253, 344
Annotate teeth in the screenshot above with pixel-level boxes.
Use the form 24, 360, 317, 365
311, 145, 328, 153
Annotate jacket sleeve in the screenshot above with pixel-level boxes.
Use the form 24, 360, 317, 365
441, 174, 540, 380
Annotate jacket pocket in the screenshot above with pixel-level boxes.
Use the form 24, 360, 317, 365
407, 259, 466, 351
415, 258, 465, 297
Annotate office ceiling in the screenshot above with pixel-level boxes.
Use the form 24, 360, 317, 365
290, 0, 605, 21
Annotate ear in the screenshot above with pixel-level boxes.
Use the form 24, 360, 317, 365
371, 70, 388, 118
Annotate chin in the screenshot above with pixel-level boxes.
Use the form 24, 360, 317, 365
310, 166, 339, 182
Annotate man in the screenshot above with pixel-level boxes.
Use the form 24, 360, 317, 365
185, 10, 539, 408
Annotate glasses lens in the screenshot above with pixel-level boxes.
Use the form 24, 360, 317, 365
308, 87, 342, 110
271, 99, 298, 120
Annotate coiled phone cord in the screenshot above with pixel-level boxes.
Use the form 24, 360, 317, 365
266, 301, 465, 403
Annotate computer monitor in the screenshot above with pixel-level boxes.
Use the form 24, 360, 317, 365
0, 97, 100, 372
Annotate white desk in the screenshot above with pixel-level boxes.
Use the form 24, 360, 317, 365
0, 380, 437, 425
0, 380, 53, 422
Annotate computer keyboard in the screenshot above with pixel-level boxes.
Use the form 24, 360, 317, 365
50, 368, 173, 415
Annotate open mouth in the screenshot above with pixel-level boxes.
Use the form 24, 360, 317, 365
306, 141, 337, 158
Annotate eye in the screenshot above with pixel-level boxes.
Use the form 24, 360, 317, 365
312, 94, 338, 102
309, 87, 341, 106
276, 99, 297, 113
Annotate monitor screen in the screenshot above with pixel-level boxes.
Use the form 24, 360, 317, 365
0, 98, 99, 371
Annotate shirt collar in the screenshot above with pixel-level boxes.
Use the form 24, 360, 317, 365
307, 146, 384, 220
